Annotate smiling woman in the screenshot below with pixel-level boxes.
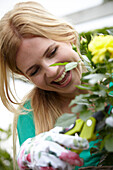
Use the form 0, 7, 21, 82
16, 37, 82, 94
0, 1, 105, 170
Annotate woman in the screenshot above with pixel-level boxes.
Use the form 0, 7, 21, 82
0, 1, 102, 169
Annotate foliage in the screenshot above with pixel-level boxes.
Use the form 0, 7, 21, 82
0, 125, 13, 170
56, 30, 113, 166
72, 34, 113, 165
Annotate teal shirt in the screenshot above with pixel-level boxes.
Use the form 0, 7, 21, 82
17, 82, 113, 169
17, 101, 35, 146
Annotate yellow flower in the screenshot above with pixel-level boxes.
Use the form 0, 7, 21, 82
88, 35, 113, 64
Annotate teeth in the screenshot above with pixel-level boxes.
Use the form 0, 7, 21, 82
54, 71, 66, 82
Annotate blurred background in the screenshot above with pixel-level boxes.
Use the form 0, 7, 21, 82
0, 0, 113, 33
0, 0, 113, 169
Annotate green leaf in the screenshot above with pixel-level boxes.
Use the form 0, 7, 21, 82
55, 113, 76, 128
75, 84, 94, 91
71, 105, 87, 114
50, 62, 69, 66
107, 29, 113, 35
79, 110, 93, 121
107, 96, 113, 106
103, 77, 113, 85
50, 62, 79, 72
83, 74, 106, 85
0, 125, 12, 141
94, 98, 105, 111
105, 136, 113, 152
70, 94, 91, 106
93, 90, 107, 97
86, 51, 93, 63
0, 148, 13, 170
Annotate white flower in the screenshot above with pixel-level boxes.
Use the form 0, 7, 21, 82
105, 116, 113, 127
65, 62, 78, 72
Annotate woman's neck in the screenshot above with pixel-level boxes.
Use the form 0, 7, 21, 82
59, 88, 89, 114
59, 88, 89, 100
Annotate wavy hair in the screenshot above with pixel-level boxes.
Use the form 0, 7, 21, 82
0, 1, 78, 168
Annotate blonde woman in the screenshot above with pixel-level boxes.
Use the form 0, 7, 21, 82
0, 1, 103, 169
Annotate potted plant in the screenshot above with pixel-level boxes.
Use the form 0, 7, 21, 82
55, 34, 113, 168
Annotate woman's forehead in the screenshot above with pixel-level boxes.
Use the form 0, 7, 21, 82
16, 37, 56, 68
21, 37, 55, 49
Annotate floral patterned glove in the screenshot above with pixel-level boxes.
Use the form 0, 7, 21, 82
17, 127, 89, 170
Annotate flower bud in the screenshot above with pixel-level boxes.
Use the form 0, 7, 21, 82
72, 43, 77, 52
80, 36, 87, 44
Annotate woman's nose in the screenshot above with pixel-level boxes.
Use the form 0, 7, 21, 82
44, 64, 59, 78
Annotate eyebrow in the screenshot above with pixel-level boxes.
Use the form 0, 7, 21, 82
25, 43, 55, 75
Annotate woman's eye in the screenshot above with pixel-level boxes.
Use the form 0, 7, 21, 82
49, 46, 58, 58
30, 67, 39, 76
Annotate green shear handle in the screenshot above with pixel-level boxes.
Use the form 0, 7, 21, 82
62, 105, 111, 153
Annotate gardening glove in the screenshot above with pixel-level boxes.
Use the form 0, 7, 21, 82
17, 127, 89, 170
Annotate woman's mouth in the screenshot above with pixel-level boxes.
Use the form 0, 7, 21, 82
51, 70, 72, 87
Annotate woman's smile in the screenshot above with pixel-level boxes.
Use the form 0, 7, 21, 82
51, 70, 72, 88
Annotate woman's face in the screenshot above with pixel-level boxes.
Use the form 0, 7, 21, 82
16, 37, 82, 98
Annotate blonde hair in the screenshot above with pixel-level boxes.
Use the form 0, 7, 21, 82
0, 1, 78, 168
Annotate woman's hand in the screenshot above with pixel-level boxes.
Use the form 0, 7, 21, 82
17, 127, 89, 170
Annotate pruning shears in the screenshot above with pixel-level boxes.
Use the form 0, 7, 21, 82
61, 105, 111, 153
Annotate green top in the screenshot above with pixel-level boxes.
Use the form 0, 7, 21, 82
17, 82, 113, 169
17, 101, 35, 146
